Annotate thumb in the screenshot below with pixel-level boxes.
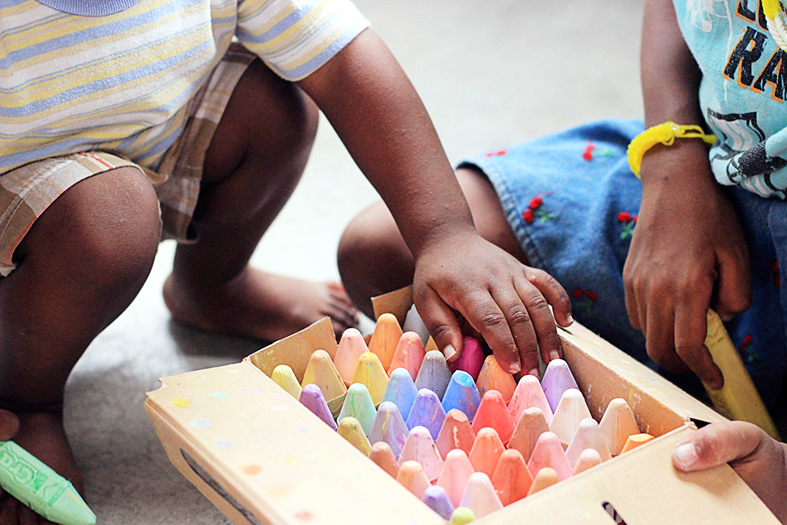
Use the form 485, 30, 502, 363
672, 421, 766, 472
414, 289, 464, 363
0, 409, 20, 441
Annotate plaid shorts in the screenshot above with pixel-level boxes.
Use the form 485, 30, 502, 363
0, 44, 256, 277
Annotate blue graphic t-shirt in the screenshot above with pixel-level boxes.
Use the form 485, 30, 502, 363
675, 0, 787, 198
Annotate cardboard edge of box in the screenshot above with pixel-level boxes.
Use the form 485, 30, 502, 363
145, 290, 780, 524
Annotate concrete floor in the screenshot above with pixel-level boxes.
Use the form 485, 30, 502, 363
66, 1, 644, 522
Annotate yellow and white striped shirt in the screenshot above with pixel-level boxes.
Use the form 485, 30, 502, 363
0, 0, 369, 174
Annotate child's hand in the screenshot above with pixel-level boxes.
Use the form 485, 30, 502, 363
0, 409, 19, 441
412, 230, 573, 376
623, 142, 751, 389
673, 421, 787, 522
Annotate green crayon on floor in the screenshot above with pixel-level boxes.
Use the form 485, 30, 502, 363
0, 440, 96, 525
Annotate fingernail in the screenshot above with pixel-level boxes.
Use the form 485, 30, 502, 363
566, 313, 574, 325
528, 368, 540, 378
443, 344, 457, 361
509, 362, 522, 374
673, 442, 698, 470
720, 313, 734, 322
549, 351, 560, 362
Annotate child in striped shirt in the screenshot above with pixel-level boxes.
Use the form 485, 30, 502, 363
0, 0, 572, 520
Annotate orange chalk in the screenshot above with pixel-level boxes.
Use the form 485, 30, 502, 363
301, 349, 347, 417
508, 407, 550, 462
549, 388, 592, 447
351, 352, 389, 406
468, 427, 505, 478
508, 374, 553, 426
388, 332, 426, 379
334, 328, 370, 386
436, 449, 475, 508
436, 409, 476, 459
369, 313, 403, 370
491, 449, 532, 506
369, 442, 399, 478
620, 433, 655, 454
397, 460, 431, 499
471, 390, 514, 444
527, 431, 572, 481
526, 467, 559, 496
572, 448, 602, 476
476, 355, 516, 403
599, 398, 640, 456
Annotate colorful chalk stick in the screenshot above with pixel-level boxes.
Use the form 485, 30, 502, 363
301, 349, 347, 416
471, 390, 514, 444
459, 472, 503, 518
468, 427, 505, 478
271, 364, 302, 400
565, 418, 612, 467
351, 352, 389, 406
549, 388, 592, 447
598, 398, 640, 456
572, 448, 602, 476
381, 368, 419, 420
0, 441, 96, 525
337, 417, 372, 456
508, 407, 551, 462
415, 350, 452, 399
620, 433, 655, 454
369, 313, 403, 370
338, 383, 377, 435
526, 432, 572, 481
449, 507, 477, 525
398, 426, 444, 481
441, 371, 482, 422
335, 328, 370, 386
508, 374, 553, 425
541, 358, 579, 413
436, 409, 476, 459
299, 384, 338, 430
397, 460, 431, 499
403, 304, 431, 345
491, 449, 532, 506
449, 336, 485, 381
425, 336, 439, 353
369, 441, 399, 478
422, 485, 455, 520
368, 401, 410, 458
527, 467, 559, 496
437, 449, 475, 508
476, 355, 516, 403
388, 331, 426, 379
405, 388, 446, 440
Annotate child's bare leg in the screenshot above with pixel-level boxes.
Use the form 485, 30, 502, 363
0, 168, 161, 522
163, 60, 358, 343
338, 166, 527, 318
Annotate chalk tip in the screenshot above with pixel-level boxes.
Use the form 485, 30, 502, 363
46, 484, 97, 525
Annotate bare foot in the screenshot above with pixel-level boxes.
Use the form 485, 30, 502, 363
0, 411, 84, 524
163, 267, 359, 343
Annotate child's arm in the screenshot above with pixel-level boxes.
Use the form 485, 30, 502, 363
672, 421, 787, 522
623, 0, 751, 389
298, 29, 572, 376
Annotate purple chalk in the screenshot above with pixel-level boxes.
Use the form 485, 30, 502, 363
415, 350, 452, 399
422, 485, 455, 520
300, 384, 338, 430
541, 358, 579, 413
368, 401, 410, 457
406, 388, 446, 440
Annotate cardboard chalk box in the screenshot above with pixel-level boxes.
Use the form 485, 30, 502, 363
145, 287, 779, 524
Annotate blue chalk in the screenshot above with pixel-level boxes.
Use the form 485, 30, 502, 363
441, 371, 482, 422
381, 368, 419, 420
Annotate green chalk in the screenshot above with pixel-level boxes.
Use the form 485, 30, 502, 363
0, 441, 96, 525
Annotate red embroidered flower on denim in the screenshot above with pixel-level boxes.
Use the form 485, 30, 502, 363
523, 193, 555, 224
582, 141, 615, 161
618, 211, 637, 240
571, 287, 597, 315
738, 334, 759, 364
485, 149, 508, 158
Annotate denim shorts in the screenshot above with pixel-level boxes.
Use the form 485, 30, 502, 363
459, 119, 787, 408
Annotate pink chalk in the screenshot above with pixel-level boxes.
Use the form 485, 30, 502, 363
565, 418, 612, 467
459, 472, 503, 518
399, 426, 444, 482
334, 328, 370, 386
527, 431, 572, 481
508, 374, 553, 425
549, 388, 592, 447
448, 336, 485, 381
436, 449, 475, 508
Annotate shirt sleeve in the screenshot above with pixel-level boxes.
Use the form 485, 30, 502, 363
236, 0, 370, 81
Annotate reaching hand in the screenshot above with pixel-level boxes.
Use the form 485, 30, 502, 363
412, 230, 573, 377
623, 142, 751, 389
673, 421, 787, 522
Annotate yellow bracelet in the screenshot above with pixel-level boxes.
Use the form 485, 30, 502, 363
626, 121, 717, 178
